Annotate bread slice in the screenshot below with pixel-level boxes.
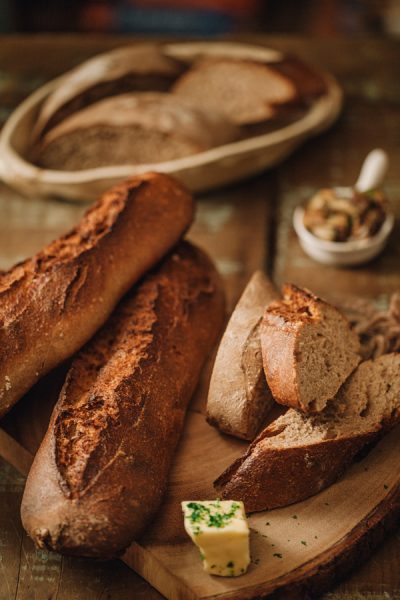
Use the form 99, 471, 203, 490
215, 353, 400, 511
33, 92, 239, 171
172, 58, 299, 125
261, 284, 360, 413
33, 44, 185, 138
207, 271, 279, 440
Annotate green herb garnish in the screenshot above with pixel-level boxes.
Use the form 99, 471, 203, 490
186, 502, 240, 529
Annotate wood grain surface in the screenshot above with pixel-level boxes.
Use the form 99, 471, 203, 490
0, 34, 399, 599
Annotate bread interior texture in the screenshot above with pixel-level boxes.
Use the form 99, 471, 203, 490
296, 304, 359, 412
37, 126, 201, 171
261, 353, 400, 449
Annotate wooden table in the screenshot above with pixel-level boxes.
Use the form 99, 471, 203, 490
0, 34, 399, 599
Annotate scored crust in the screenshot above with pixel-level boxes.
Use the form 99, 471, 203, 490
21, 242, 225, 557
0, 172, 194, 417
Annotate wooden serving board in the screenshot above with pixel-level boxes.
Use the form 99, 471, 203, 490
0, 348, 399, 600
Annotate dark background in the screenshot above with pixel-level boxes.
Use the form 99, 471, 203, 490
1, 0, 399, 36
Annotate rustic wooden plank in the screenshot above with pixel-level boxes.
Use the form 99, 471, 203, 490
0, 459, 25, 600
189, 174, 272, 311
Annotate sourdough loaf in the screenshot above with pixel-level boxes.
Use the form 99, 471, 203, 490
21, 242, 225, 557
33, 92, 239, 171
261, 284, 360, 413
0, 172, 194, 417
33, 44, 185, 138
172, 57, 300, 125
207, 271, 279, 440
215, 353, 400, 511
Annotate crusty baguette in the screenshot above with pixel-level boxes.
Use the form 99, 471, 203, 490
172, 57, 299, 125
215, 353, 400, 511
33, 92, 239, 171
261, 284, 360, 413
206, 271, 279, 440
21, 242, 225, 558
33, 44, 185, 139
0, 172, 194, 418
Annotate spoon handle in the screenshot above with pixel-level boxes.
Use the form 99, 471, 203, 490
355, 148, 389, 193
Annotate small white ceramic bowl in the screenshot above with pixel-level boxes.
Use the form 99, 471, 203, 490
293, 202, 395, 267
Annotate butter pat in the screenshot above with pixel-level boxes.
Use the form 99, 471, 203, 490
182, 500, 250, 577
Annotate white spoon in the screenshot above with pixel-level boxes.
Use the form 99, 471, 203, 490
354, 148, 389, 193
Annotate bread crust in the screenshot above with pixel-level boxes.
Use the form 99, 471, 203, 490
214, 430, 378, 512
21, 242, 225, 557
206, 271, 279, 440
261, 284, 360, 412
0, 172, 194, 417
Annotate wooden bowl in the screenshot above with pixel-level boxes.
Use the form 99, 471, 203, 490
0, 42, 343, 202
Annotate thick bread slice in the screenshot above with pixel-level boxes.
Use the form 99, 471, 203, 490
0, 172, 194, 418
33, 44, 185, 138
33, 92, 239, 171
261, 284, 361, 413
207, 271, 279, 440
215, 353, 400, 511
172, 57, 299, 125
21, 242, 225, 558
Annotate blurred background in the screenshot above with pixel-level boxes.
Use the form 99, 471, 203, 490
0, 0, 400, 36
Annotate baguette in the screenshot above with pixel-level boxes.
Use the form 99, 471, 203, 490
0, 172, 194, 418
206, 271, 279, 440
21, 242, 225, 557
215, 353, 400, 511
261, 284, 360, 413
33, 92, 239, 171
33, 44, 184, 138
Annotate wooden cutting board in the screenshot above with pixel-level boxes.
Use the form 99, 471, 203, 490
0, 354, 399, 600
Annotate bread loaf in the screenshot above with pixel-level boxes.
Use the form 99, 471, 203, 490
33, 92, 239, 171
172, 57, 301, 125
261, 284, 360, 413
207, 271, 279, 440
0, 172, 194, 417
33, 44, 185, 138
215, 353, 400, 511
21, 242, 225, 557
